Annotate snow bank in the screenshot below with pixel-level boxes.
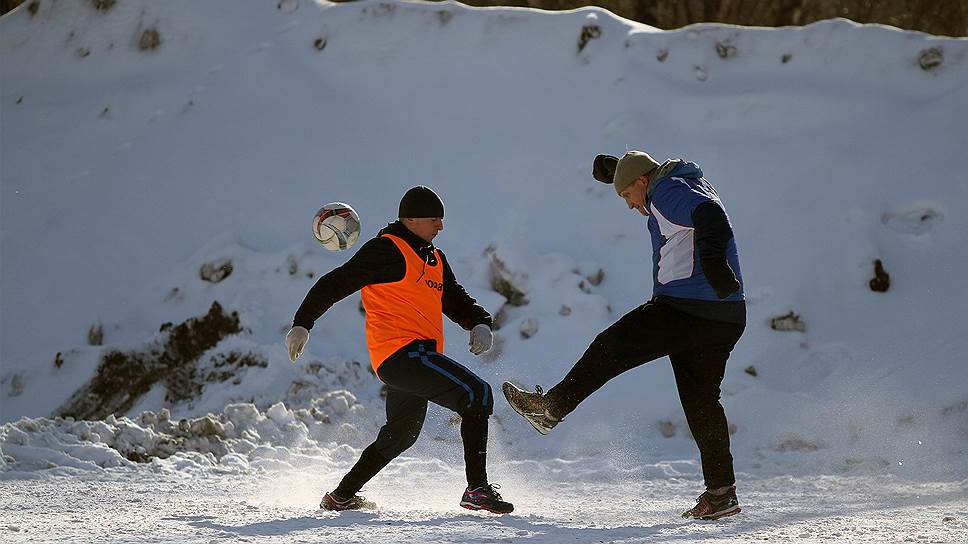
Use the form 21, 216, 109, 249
0, 394, 378, 475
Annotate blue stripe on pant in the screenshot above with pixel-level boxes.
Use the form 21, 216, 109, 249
405, 343, 493, 416
368, 340, 494, 460
341, 340, 492, 491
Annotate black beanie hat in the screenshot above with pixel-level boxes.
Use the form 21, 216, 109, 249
398, 186, 445, 219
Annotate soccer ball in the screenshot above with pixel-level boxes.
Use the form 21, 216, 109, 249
312, 202, 361, 251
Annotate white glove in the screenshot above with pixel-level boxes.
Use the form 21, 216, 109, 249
286, 326, 309, 362
468, 323, 493, 355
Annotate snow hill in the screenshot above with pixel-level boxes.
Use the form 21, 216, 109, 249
1, 0, 967, 522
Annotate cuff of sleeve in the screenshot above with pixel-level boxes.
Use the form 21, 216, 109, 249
292, 320, 313, 331
701, 258, 740, 297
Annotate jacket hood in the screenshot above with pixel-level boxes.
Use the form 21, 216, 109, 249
656, 159, 703, 182
670, 160, 703, 179
646, 159, 704, 200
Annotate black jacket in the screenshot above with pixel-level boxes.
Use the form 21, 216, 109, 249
293, 221, 492, 332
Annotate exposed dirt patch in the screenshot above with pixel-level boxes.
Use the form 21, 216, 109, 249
55, 301, 245, 420
869, 259, 890, 292
577, 24, 601, 54
88, 322, 104, 346
775, 436, 826, 452
200, 258, 233, 283
138, 28, 162, 51
91, 0, 115, 12
715, 40, 736, 58
919, 47, 943, 70
770, 311, 806, 332
484, 244, 528, 307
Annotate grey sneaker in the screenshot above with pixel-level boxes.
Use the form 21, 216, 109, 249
320, 491, 375, 511
681, 486, 741, 520
502, 382, 560, 435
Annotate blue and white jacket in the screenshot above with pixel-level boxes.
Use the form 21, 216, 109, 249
645, 161, 744, 302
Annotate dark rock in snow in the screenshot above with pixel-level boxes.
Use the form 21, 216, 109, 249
770, 311, 806, 332
200, 258, 233, 283
869, 259, 890, 292
919, 47, 943, 70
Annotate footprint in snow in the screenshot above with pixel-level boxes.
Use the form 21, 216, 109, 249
881, 206, 943, 235
277, 0, 299, 14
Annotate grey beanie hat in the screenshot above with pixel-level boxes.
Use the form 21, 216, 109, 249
613, 150, 661, 195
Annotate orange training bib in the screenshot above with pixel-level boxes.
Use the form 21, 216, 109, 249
361, 234, 445, 372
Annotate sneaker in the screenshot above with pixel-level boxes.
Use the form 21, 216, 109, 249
681, 486, 741, 520
320, 491, 374, 511
460, 483, 514, 514
502, 382, 559, 435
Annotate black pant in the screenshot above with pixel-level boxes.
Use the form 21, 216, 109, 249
545, 298, 745, 489
334, 340, 494, 497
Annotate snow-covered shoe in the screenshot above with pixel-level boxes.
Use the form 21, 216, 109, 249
460, 483, 514, 514
502, 382, 559, 435
681, 486, 741, 520
321, 491, 373, 511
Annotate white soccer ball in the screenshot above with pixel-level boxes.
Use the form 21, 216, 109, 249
312, 202, 361, 251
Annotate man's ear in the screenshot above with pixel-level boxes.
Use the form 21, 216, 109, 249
592, 154, 618, 184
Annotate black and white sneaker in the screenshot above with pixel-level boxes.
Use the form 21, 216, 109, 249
502, 382, 559, 435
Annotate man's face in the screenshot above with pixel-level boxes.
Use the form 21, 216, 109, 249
620, 175, 650, 216
403, 217, 444, 243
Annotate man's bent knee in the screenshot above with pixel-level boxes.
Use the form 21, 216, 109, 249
460, 383, 493, 418
373, 424, 422, 459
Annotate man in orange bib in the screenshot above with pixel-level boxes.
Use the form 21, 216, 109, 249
286, 186, 512, 514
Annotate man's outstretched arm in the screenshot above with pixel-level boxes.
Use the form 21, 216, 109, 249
293, 237, 404, 330
439, 250, 492, 330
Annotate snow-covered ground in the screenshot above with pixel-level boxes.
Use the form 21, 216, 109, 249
2, 0, 967, 542
3, 466, 967, 543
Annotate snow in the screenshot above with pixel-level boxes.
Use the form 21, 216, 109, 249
1, 0, 967, 542
1, 468, 966, 543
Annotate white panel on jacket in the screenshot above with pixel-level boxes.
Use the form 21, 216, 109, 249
652, 204, 695, 285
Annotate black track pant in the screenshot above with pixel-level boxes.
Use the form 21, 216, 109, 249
334, 340, 494, 497
545, 298, 745, 490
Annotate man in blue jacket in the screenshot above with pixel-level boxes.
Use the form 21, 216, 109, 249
503, 150, 746, 521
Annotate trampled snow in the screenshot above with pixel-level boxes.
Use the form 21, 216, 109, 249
1, 0, 967, 542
